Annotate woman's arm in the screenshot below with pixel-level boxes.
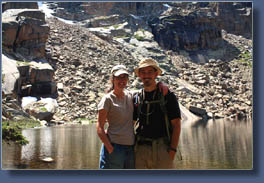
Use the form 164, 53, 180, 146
96, 109, 114, 154
129, 81, 168, 96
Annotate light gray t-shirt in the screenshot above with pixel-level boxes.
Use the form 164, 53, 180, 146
98, 89, 135, 145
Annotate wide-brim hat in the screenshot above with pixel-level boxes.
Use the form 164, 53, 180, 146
134, 58, 162, 76
111, 65, 129, 77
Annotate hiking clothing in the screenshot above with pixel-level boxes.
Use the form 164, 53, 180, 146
135, 137, 173, 169
133, 89, 181, 139
99, 143, 135, 169
98, 89, 135, 145
133, 88, 181, 169
98, 89, 135, 169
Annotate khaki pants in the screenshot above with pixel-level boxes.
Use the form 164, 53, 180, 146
135, 138, 174, 169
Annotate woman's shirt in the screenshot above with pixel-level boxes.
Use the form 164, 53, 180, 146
98, 89, 134, 145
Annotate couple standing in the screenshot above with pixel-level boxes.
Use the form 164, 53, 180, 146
97, 58, 181, 169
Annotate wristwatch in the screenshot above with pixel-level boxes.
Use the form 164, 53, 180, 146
167, 147, 177, 152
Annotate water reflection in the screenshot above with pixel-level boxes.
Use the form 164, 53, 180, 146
176, 119, 252, 169
2, 119, 252, 170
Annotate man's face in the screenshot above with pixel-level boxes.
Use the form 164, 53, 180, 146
138, 66, 158, 87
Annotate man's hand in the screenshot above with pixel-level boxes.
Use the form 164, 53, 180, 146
168, 150, 176, 160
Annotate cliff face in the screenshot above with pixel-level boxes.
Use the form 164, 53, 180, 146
2, 2, 38, 12
149, 2, 251, 51
150, 14, 223, 51
215, 2, 252, 38
2, 9, 49, 60
2, 3, 57, 122
48, 2, 165, 20
47, 2, 252, 52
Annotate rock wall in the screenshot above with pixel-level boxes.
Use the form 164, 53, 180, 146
47, 2, 251, 53
215, 2, 252, 38
2, 7, 54, 97
2, 3, 57, 122
47, 2, 165, 21
150, 14, 223, 51
150, 2, 252, 51
2, 9, 50, 60
2, 2, 38, 12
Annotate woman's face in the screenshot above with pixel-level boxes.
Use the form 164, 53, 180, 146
113, 74, 128, 90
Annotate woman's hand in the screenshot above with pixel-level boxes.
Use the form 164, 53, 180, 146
107, 145, 114, 154
158, 82, 169, 96
97, 109, 114, 154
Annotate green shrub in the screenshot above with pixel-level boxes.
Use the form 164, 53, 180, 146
2, 125, 29, 145
2, 119, 41, 145
134, 34, 144, 41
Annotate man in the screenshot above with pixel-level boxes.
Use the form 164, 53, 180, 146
133, 58, 181, 169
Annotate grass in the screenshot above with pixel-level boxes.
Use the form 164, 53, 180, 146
237, 50, 252, 68
113, 25, 119, 29
2, 73, 5, 83
138, 28, 145, 34
16, 61, 31, 67
2, 119, 41, 145
134, 34, 145, 41
40, 107, 48, 112
114, 35, 130, 39
76, 118, 96, 124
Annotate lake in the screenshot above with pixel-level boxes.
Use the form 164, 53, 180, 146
2, 119, 252, 170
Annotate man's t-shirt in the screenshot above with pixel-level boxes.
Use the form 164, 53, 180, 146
133, 89, 181, 139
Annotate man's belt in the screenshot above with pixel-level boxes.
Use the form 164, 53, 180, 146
137, 140, 153, 146
136, 136, 168, 146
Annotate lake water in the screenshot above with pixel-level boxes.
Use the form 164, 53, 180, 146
2, 119, 252, 170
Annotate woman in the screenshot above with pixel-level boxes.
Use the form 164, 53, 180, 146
97, 65, 135, 169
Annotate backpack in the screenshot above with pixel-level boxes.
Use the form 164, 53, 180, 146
134, 88, 172, 144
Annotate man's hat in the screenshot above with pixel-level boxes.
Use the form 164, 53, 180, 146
134, 58, 162, 76
111, 65, 129, 76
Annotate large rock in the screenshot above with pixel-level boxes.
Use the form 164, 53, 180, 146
23, 98, 58, 121
48, 2, 165, 21
189, 106, 207, 117
2, 9, 50, 60
216, 2, 252, 38
2, 2, 38, 12
2, 55, 20, 96
150, 13, 223, 52
3, 54, 57, 98
17, 61, 57, 97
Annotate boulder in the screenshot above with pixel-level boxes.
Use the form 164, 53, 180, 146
15, 60, 57, 97
2, 55, 20, 96
189, 106, 207, 116
23, 98, 58, 121
2, 9, 50, 60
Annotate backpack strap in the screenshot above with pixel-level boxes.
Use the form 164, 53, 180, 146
134, 89, 143, 136
136, 89, 143, 122
136, 87, 171, 144
158, 92, 171, 144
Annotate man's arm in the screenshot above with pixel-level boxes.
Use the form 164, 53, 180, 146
168, 118, 181, 160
